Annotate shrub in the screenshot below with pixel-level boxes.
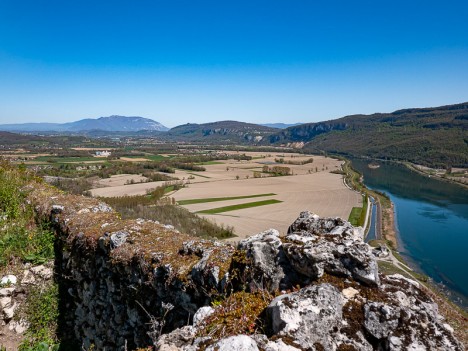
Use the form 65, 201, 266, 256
19, 283, 59, 350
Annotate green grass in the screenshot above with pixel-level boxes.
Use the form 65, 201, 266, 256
186, 172, 211, 178
178, 193, 276, 205
0, 163, 61, 348
197, 199, 282, 214
348, 207, 362, 226
377, 261, 409, 276
35, 156, 99, 163
196, 161, 224, 165
0, 165, 55, 266
367, 239, 387, 248
19, 283, 60, 350
145, 154, 170, 161
164, 185, 178, 193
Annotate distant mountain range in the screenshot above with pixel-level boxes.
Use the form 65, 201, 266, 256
164, 120, 276, 143
0, 116, 168, 133
260, 123, 303, 129
1, 103, 467, 167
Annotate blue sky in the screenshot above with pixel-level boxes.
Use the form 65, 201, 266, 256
0, 1, 467, 127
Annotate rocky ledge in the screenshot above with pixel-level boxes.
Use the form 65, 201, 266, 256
24, 180, 464, 350
157, 212, 464, 351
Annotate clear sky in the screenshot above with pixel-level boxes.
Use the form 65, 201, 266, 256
0, 0, 467, 127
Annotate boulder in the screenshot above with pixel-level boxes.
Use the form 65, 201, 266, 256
237, 229, 304, 292
364, 302, 400, 339
155, 326, 197, 351
266, 283, 343, 350
284, 212, 379, 286
288, 211, 363, 241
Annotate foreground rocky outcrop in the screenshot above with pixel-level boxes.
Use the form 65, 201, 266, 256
158, 212, 463, 351
24, 180, 464, 350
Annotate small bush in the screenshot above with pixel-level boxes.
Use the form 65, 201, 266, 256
0, 163, 55, 266
199, 290, 273, 339
19, 283, 59, 350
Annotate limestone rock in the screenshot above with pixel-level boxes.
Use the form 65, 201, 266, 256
51, 204, 65, 213
21, 270, 36, 285
110, 231, 129, 248
264, 339, 301, 351
8, 319, 28, 334
92, 203, 113, 213
342, 287, 359, 300
193, 306, 214, 327
0, 287, 15, 297
30, 265, 53, 279
156, 326, 197, 351
0, 275, 17, 285
3, 302, 17, 320
0, 296, 12, 309
364, 302, 400, 339
206, 335, 259, 351
288, 211, 363, 241
284, 212, 379, 286
237, 229, 303, 291
266, 283, 343, 350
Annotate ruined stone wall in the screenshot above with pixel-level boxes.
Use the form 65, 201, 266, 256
29, 183, 234, 350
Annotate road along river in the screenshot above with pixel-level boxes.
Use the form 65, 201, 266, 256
351, 159, 468, 309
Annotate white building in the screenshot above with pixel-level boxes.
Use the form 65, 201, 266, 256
95, 151, 111, 157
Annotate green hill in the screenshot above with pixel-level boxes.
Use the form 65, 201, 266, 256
267, 102, 468, 167
165, 120, 276, 143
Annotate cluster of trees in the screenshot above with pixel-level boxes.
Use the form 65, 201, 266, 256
262, 165, 291, 176
275, 157, 313, 165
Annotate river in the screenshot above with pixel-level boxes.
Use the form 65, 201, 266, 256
350, 159, 468, 309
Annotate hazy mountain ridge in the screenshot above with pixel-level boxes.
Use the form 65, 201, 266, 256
0, 115, 168, 133
260, 122, 303, 129
165, 120, 277, 143
1, 103, 467, 166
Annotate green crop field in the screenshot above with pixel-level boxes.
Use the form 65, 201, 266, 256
197, 199, 282, 214
186, 172, 211, 178
348, 207, 362, 226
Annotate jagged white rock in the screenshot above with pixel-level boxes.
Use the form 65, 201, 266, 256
193, 306, 214, 327
267, 283, 344, 350
206, 335, 259, 351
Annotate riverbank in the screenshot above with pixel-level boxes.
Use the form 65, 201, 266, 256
341, 159, 398, 248
343, 157, 468, 347
404, 162, 468, 189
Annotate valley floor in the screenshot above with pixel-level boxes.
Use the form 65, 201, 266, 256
171, 153, 362, 239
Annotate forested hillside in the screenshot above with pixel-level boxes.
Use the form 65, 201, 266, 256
268, 102, 468, 167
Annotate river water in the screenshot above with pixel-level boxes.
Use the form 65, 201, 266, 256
350, 159, 468, 309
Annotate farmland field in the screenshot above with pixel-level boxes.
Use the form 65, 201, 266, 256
172, 152, 362, 239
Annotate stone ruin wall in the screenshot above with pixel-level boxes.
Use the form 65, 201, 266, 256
30, 183, 233, 350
